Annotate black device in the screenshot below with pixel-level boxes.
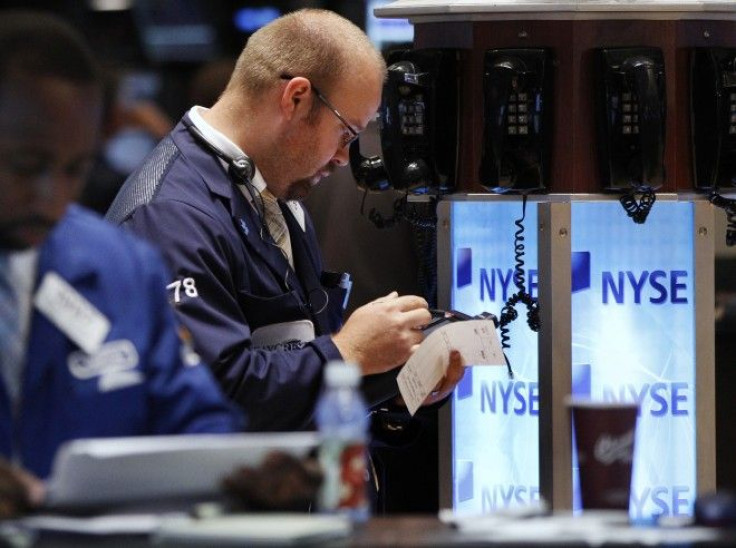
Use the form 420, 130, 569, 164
422, 309, 514, 377
479, 48, 553, 194
594, 47, 666, 224
690, 47, 736, 246
596, 47, 666, 193
422, 309, 498, 335
691, 47, 736, 191
693, 491, 736, 528
350, 48, 460, 195
184, 121, 254, 186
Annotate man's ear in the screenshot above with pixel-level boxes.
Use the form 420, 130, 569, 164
280, 76, 312, 121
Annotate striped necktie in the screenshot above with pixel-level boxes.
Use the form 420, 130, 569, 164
260, 189, 293, 267
0, 256, 23, 406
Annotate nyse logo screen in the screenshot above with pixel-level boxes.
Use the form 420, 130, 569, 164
449, 201, 696, 519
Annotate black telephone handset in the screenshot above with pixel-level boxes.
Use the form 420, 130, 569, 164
596, 47, 666, 192
598, 48, 666, 191
596, 47, 665, 224
479, 48, 553, 193
633, 57, 666, 188
350, 48, 460, 195
349, 143, 390, 192
691, 47, 736, 191
691, 47, 736, 246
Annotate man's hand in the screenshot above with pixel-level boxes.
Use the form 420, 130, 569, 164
0, 459, 44, 519
332, 291, 431, 376
422, 349, 465, 406
391, 350, 465, 409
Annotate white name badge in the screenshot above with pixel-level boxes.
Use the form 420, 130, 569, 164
34, 272, 111, 355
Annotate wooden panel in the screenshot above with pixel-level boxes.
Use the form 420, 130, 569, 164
414, 21, 473, 50
412, 18, 736, 195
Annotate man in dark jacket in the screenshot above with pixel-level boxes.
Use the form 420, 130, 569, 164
107, 9, 464, 433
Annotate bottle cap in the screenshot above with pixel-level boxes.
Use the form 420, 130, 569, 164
324, 361, 361, 387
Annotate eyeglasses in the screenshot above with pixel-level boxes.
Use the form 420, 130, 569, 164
280, 74, 360, 148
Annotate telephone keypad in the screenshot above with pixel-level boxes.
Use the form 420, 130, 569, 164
398, 94, 426, 137
506, 92, 535, 136
597, 47, 666, 191
481, 47, 551, 192
619, 92, 640, 136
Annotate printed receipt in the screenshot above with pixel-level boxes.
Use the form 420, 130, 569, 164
397, 320, 505, 416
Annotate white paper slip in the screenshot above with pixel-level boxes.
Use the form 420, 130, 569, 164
33, 272, 110, 355
397, 319, 504, 416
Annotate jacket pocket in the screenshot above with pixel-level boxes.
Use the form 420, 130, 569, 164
237, 289, 309, 331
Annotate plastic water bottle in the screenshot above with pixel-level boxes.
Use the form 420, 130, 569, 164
315, 361, 370, 522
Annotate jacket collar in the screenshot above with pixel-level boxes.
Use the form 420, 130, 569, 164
37, 205, 97, 287
173, 116, 310, 300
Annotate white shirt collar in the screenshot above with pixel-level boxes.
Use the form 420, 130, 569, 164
187, 106, 305, 231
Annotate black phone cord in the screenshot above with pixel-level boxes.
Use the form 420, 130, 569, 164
498, 194, 540, 378
619, 187, 656, 224
709, 191, 736, 247
362, 191, 439, 230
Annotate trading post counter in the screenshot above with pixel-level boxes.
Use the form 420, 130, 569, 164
9, 513, 736, 547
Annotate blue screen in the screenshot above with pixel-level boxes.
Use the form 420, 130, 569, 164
447, 200, 697, 520
366, 0, 414, 51
233, 7, 281, 34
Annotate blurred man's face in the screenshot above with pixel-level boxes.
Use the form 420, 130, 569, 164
0, 74, 101, 250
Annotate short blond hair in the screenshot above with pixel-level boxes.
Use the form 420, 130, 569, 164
226, 9, 386, 98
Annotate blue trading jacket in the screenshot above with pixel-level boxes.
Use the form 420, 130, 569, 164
0, 206, 241, 478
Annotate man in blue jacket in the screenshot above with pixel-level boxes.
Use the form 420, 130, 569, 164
0, 11, 241, 488
107, 9, 465, 433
